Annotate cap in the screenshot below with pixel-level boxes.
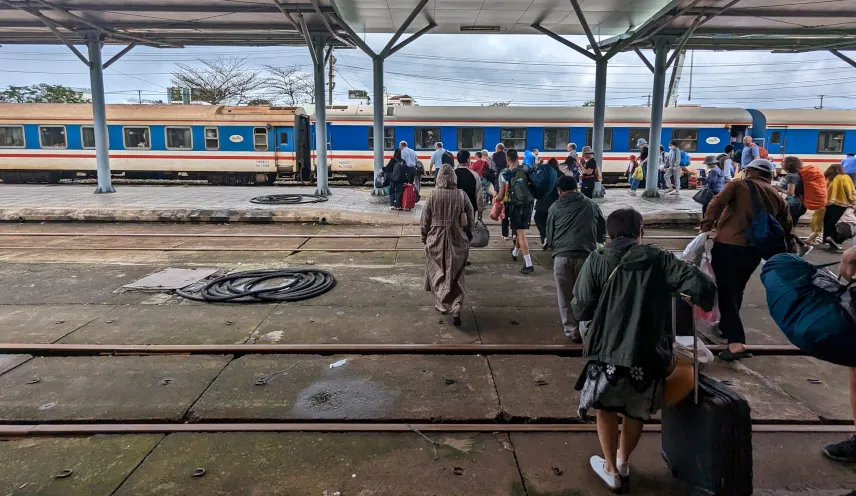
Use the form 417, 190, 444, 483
704, 155, 718, 165
745, 159, 775, 174
636, 138, 648, 147
581, 146, 593, 154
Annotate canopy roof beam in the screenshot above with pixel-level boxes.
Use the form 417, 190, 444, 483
568, 0, 602, 59
102, 43, 136, 70
532, 24, 597, 61
307, 0, 353, 48
831, 50, 856, 70
634, 47, 654, 73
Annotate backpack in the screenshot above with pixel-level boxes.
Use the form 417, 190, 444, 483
680, 150, 691, 167
761, 254, 856, 367
529, 163, 558, 199
797, 165, 828, 210
442, 151, 454, 166
391, 160, 408, 184
508, 167, 534, 206
483, 167, 496, 183
758, 146, 769, 160
745, 181, 787, 260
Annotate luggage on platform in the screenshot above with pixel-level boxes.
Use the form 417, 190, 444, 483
401, 183, 416, 211
661, 297, 753, 496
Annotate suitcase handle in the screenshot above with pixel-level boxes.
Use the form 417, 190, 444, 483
674, 294, 700, 405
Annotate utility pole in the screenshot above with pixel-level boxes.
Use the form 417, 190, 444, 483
647, 94, 651, 107
137, 90, 142, 104
665, 50, 686, 108
328, 51, 336, 104
816, 95, 825, 109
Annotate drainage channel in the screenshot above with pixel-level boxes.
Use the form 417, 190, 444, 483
0, 343, 802, 357
0, 423, 849, 437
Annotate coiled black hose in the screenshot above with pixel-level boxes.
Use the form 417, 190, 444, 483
176, 269, 336, 303
250, 194, 329, 205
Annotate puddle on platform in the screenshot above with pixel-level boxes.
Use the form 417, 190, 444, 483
291, 378, 397, 419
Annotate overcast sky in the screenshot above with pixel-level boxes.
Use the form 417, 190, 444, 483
1, 34, 853, 109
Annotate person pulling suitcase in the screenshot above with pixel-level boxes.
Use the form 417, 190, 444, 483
572, 208, 716, 492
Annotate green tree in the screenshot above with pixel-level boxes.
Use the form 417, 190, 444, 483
247, 98, 272, 106
0, 84, 90, 103
582, 101, 595, 107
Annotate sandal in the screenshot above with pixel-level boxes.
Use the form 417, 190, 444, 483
718, 349, 754, 362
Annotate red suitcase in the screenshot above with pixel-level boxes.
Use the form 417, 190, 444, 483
401, 183, 416, 211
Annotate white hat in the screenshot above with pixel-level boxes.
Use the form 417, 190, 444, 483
745, 159, 775, 174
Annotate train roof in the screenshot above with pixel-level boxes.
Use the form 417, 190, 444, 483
757, 109, 856, 127
0, 104, 305, 124
325, 105, 754, 126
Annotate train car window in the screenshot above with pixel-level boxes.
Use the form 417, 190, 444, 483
500, 128, 526, 150
280, 132, 289, 145
671, 129, 698, 152
585, 128, 613, 151
165, 127, 193, 150
458, 128, 484, 150
0, 126, 25, 148
368, 127, 395, 150
253, 127, 268, 151
39, 126, 67, 148
81, 126, 96, 149
415, 128, 441, 150
204, 127, 219, 150
543, 129, 569, 150
628, 128, 650, 151
818, 131, 845, 153
770, 131, 782, 145
123, 127, 150, 149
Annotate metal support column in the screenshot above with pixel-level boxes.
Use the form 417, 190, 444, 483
85, 33, 115, 194
592, 59, 607, 166
312, 34, 331, 196
643, 41, 669, 198
371, 56, 385, 195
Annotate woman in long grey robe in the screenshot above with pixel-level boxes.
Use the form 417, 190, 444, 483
421, 164, 475, 326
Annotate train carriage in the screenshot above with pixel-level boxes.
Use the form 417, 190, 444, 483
323, 105, 755, 184
0, 104, 312, 185
757, 109, 856, 170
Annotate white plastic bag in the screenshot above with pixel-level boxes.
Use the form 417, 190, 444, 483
681, 232, 708, 266
694, 252, 720, 329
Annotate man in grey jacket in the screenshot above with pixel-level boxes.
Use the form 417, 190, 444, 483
663, 141, 683, 195
546, 175, 606, 342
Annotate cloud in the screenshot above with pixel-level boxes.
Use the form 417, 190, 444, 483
0, 34, 853, 109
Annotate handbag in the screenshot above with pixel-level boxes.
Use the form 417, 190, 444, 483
470, 219, 490, 248
692, 187, 714, 205
489, 200, 505, 221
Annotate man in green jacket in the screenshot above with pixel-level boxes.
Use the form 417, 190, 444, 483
571, 208, 716, 491
546, 175, 606, 343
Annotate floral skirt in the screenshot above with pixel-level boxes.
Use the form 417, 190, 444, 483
575, 361, 664, 421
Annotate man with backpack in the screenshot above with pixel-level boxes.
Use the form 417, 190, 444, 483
663, 141, 683, 195
498, 149, 536, 274
701, 158, 794, 361
741, 136, 761, 167
546, 175, 605, 342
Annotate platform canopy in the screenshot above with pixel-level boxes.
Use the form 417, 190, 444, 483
0, 0, 358, 47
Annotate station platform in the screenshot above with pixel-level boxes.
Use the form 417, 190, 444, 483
0, 222, 850, 494
0, 184, 702, 225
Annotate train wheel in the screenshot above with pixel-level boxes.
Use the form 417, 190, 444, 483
348, 175, 370, 186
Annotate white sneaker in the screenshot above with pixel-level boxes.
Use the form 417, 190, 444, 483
590, 456, 621, 492
669, 189, 680, 195
617, 459, 630, 478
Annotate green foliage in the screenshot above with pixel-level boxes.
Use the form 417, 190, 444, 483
247, 99, 272, 106
0, 84, 90, 104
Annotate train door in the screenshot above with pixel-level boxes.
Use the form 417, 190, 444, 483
274, 126, 292, 176
767, 128, 787, 160
293, 114, 311, 181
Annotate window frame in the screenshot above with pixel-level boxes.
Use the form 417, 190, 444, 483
122, 126, 152, 150
542, 128, 570, 151
0, 125, 26, 148
457, 127, 485, 151
164, 126, 193, 150
368, 126, 396, 151
204, 127, 219, 151
81, 126, 98, 149
817, 130, 845, 154
253, 127, 268, 151
770, 131, 782, 146
628, 128, 650, 151
414, 127, 442, 151
38, 125, 68, 149
585, 127, 614, 151
670, 128, 699, 152
500, 127, 527, 151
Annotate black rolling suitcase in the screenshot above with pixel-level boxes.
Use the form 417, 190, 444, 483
661, 297, 753, 496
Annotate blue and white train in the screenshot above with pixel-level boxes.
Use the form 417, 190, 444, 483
0, 103, 852, 185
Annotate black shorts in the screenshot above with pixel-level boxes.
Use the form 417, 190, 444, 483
507, 202, 533, 231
